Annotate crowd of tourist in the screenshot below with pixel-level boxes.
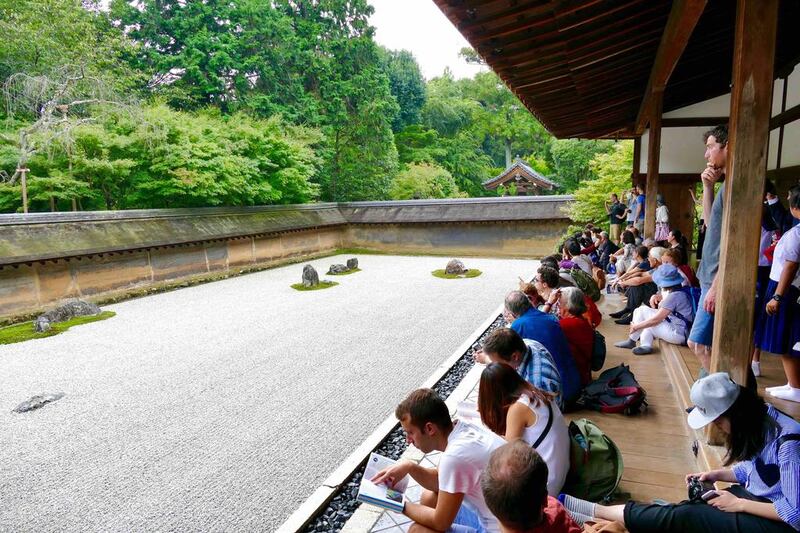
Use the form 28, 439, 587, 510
364, 124, 800, 533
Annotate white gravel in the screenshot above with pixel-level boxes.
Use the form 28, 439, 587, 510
0, 254, 537, 532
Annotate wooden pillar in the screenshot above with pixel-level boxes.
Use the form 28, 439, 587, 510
644, 90, 663, 239
710, 0, 778, 394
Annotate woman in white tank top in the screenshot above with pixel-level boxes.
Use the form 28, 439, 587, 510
479, 362, 571, 495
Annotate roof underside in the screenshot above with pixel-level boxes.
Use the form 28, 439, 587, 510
433, 0, 800, 139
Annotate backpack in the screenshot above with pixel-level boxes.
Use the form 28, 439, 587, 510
562, 418, 624, 503
567, 267, 601, 302
666, 287, 699, 341
591, 330, 606, 371
576, 364, 648, 415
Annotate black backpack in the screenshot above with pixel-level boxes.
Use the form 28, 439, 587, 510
591, 330, 606, 372
576, 364, 648, 415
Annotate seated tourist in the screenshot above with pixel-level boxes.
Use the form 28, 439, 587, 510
502, 291, 580, 405
611, 230, 636, 275
559, 373, 800, 533
596, 231, 619, 270
482, 442, 581, 533
614, 265, 694, 355
667, 229, 690, 265
662, 247, 700, 287
554, 287, 594, 385
478, 363, 571, 496
476, 328, 564, 408
537, 266, 601, 327
561, 239, 593, 275
372, 388, 505, 533
519, 279, 545, 309
609, 246, 661, 325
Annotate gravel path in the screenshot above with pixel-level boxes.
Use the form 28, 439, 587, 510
0, 254, 537, 532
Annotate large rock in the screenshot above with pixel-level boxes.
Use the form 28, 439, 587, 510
445, 259, 468, 275
346, 258, 359, 270
327, 264, 349, 275
302, 264, 319, 287
34, 299, 101, 333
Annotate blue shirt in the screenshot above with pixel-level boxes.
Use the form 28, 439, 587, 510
636, 194, 646, 219
731, 405, 800, 530
511, 308, 581, 402
519, 339, 563, 408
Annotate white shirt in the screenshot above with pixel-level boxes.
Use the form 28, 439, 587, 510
573, 255, 593, 275
769, 224, 800, 287
440, 420, 505, 532
515, 395, 571, 496
656, 204, 669, 223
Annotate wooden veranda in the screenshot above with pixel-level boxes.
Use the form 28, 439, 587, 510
433, 0, 800, 444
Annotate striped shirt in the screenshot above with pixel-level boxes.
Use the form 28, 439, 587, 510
731, 405, 800, 530
518, 339, 563, 408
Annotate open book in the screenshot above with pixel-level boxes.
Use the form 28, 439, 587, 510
357, 452, 409, 513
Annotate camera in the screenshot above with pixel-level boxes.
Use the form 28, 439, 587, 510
687, 476, 715, 502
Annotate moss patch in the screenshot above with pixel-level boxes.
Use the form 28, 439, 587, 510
290, 281, 339, 291
328, 268, 361, 276
0, 311, 116, 345
431, 269, 483, 279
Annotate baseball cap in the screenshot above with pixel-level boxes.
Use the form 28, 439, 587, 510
686, 372, 741, 429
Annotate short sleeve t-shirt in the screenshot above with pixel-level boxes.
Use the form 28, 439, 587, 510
660, 290, 695, 335
636, 194, 646, 219
770, 224, 800, 287
637, 261, 651, 271
609, 202, 626, 225
697, 183, 725, 287
627, 197, 637, 222
439, 420, 506, 532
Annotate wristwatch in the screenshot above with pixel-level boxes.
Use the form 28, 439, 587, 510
772, 294, 783, 302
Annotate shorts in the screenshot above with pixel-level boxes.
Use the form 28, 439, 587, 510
688, 285, 714, 347
447, 502, 488, 533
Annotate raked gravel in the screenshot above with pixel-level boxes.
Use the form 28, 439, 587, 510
0, 254, 537, 532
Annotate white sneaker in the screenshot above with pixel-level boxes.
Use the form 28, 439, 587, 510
766, 383, 791, 393
751, 361, 761, 377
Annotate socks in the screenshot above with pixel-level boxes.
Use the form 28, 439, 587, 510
766, 383, 791, 393
567, 510, 594, 527
769, 386, 800, 403
633, 345, 653, 355
614, 339, 636, 349
751, 361, 761, 377
558, 494, 596, 521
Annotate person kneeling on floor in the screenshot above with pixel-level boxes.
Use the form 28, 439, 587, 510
559, 372, 800, 533
481, 440, 581, 533
614, 264, 694, 355
373, 388, 506, 533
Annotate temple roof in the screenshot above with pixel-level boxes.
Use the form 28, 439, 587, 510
483, 158, 558, 190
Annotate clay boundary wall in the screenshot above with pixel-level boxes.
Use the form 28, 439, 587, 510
0, 196, 572, 320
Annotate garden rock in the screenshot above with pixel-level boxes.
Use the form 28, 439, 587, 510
34, 300, 101, 333
346, 258, 358, 270
445, 259, 468, 275
302, 265, 319, 287
13, 392, 65, 413
327, 264, 349, 275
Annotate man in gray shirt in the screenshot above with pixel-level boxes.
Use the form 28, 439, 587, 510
687, 125, 728, 372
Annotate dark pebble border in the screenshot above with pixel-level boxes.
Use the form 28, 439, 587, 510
302, 315, 506, 533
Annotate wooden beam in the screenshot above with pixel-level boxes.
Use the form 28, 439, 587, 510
644, 90, 663, 239
769, 101, 800, 130
632, 136, 642, 182
634, 0, 708, 135
710, 0, 778, 421
777, 77, 788, 168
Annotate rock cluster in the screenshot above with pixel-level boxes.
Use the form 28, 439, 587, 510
34, 300, 101, 333
327, 257, 359, 275
301, 264, 319, 287
445, 258, 468, 275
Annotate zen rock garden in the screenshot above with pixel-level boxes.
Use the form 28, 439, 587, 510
432, 259, 482, 279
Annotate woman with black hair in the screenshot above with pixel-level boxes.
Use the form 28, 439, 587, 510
478, 363, 571, 497
756, 184, 800, 403
667, 229, 690, 265
559, 372, 800, 532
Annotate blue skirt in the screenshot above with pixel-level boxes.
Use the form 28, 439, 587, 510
754, 280, 800, 356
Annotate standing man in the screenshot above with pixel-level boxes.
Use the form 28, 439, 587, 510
633, 184, 646, 234
373, 388, 505, 533
687, 125, 727, 374
605, 193, 627, 244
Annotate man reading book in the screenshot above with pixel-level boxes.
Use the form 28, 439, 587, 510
372, 388, 505, 533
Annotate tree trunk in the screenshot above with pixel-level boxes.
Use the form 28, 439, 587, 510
504, 138, 513, 168
50, 195, 55, 212
72, 198, 77, 211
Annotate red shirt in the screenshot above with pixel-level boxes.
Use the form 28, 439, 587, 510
528, 496, 583, 533
584, 295, 602, 328
559, 315, 594, 386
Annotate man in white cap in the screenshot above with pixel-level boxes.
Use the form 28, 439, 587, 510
557, 372, 800, 532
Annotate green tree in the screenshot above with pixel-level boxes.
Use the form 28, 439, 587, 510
389, 163, 463, 200
549, 138, 615, 192
569, 141, 633, 225
379, 48, 426, 132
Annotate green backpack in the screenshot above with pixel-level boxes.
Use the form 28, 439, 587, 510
562, 418, 623, 503
567, 267, 601, 302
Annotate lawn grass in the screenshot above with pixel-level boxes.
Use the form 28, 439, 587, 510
0, 311, 116, 345
431, 269, 483, 279
290, 281, 339, 291
328, 268, 362, 276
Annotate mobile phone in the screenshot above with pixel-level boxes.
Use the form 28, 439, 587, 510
701, 490, 719, 501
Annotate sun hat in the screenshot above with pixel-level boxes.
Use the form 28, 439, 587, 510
652, 264, 683, 289
687, 372, 741, 429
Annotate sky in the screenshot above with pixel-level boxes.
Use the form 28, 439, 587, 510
368, 0, 488, 80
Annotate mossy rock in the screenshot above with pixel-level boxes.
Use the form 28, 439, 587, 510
290, 281, 339, 291
0, 311, 116, 345
431, 269, 483, 279
328, 268, 362, 276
